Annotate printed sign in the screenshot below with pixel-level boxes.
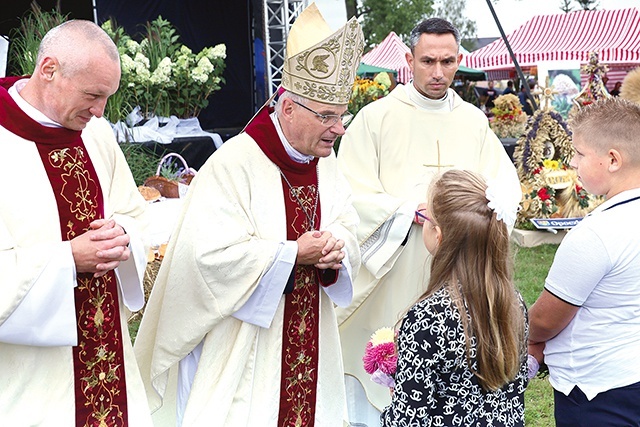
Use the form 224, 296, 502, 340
530, 218, 582, 230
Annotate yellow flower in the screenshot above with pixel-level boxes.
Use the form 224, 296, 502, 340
543, 159, 560, 170
349, 77, 389, 116
370, 327, 395, 346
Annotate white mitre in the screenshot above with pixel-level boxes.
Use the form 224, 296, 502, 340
281, 2, 364, 105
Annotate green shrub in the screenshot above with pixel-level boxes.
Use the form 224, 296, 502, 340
8, 3, 67, 76
119, 143, 162, 186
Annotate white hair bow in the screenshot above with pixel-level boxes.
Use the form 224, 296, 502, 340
485, 178, 520, 228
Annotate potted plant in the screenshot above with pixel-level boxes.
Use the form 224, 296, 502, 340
101, 17, 227, 123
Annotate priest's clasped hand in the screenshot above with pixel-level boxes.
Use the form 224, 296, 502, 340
70, 218, 131, 278
296, 230, 345, 270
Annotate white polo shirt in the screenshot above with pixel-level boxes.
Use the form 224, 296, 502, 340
544, 188, 640, 400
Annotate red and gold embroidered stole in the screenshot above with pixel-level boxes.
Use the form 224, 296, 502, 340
39, 142, 129, 427
247, 107, 322, 426
0, 83, 128, 427
278, 173, 321, 427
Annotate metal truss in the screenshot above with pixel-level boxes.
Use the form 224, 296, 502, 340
263, 0, 309, 96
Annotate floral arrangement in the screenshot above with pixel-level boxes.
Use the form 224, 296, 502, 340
521, 159, 569, 219
573, 51, 610, 109
348, 73, 391, 116
489, 93, 528, 138
362, 327, 397, 388
513, 109, 601, 227
101, 17, 226, 123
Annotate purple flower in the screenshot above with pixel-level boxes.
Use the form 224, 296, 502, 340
371, 369, 396, 388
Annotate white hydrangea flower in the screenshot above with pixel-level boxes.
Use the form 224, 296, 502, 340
173, 46, 194, 72
105, 18, 226, 120
133, 52, 150, 69
150, 57, 173, 85
120, 54, 135, 73
211, 43, 226, 59
133, 52, 151, 81
196, 57, 214, 75
191, 67, 208, 84
125, 39, 141, 55
176, 59, 190, 71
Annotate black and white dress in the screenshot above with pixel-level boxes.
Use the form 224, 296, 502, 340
381, 286, 528, 426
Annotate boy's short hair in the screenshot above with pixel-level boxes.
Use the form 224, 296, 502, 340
570, 97, 640, 164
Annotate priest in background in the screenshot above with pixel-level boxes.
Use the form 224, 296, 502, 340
134, 4, 363, 426
336, 17, 521, 426
0, 20, 151, 426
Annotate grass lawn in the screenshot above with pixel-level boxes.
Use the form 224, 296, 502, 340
129, 242, 561, 424
513, 243, 559, 427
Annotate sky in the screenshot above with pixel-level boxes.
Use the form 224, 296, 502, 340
314, 0, 639, 37
467, 0, 639, 38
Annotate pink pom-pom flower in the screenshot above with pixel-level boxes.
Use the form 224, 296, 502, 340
363, 341, 397, 375
362, 327, 398, 389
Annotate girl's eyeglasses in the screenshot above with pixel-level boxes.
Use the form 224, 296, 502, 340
414, 209, 432, 225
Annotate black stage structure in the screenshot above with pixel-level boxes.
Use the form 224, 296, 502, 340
2, 1, 270, 138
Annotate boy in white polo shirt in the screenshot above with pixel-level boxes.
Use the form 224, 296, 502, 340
528, 96, 640, 426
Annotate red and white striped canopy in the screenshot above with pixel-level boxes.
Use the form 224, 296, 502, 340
467, 8, 640, 71
361, 31, 413, 83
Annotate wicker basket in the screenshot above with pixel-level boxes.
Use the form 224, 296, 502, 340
143, 153, 195, 198
128, 258, 162, 324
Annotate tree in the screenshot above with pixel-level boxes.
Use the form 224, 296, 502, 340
358, 0, 435, 47
559, 0, 574, 13
432, 0, 477, 51
345, 0, 358, 19
575, 0, 599, 10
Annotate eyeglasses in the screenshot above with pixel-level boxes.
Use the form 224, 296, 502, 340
415, 209, 433, 225
292, 100, 353, 127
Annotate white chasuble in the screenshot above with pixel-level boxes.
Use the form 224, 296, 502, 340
134, 125, 361, 426
0, 79, 151, 426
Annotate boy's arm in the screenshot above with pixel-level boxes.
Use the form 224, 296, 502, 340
529, 289, 580, 343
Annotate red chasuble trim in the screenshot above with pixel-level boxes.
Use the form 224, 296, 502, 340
246, 106, 322, 426
1, 80, 129, 426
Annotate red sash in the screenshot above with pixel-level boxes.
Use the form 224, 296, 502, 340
247, 107, 322, 426
0, 81, 129, 426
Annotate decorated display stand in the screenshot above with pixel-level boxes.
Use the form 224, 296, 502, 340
490, 93, 528, 162
511, 59, 607, 246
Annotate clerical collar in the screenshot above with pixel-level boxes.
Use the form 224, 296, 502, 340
404, 81, 455, 112
270, 111, 314, 164
8, 79, 64, 128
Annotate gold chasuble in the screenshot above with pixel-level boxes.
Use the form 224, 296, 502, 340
247, 106, 338, 426
32, 125, 128, 425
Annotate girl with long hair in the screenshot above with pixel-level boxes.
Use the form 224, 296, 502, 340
381, 169, 528, 426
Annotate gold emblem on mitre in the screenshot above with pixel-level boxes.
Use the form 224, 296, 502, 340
281, 2, 364, 105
